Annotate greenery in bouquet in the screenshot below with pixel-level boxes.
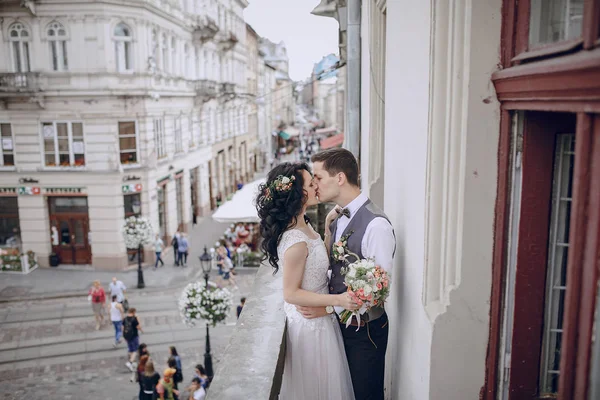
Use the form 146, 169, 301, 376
340, 258, 390, 328
179, 281, 233, 327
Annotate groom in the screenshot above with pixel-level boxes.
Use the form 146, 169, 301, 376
297, 147, 396, 400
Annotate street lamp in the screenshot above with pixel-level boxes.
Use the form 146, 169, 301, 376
199, 246, 214, 380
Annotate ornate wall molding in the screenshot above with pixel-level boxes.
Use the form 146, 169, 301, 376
423, 0, 472, 321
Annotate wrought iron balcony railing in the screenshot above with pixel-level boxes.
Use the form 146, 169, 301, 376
0, 72, 42, 93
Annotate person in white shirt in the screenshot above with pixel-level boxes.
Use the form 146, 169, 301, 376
110, 295, 125, 348
109, 277, 127, 304
188, 377, 206, 400
154, 234, 165, 269
298, 147, 396, 400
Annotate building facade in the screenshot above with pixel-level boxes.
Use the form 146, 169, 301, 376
0, 0, 257, 270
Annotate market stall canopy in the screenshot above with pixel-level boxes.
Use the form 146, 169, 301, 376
278, 127, 301, 140
212, 178, 266, 223
319, 133, 345, 149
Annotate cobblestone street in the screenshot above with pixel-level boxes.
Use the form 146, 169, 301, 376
0, 217, 259, 399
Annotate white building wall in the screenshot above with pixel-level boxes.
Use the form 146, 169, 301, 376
359, 1, 502, 398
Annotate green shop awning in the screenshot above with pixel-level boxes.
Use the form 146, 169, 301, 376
278, 131, 291, 140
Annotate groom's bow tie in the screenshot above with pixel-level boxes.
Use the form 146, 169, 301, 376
336, 207, 351, 219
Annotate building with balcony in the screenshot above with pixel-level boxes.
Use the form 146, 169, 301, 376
0, 0, 253, 270
210, 0, 600, 399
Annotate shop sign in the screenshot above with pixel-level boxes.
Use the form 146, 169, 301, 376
0, 187, 17, 195
43, 187, 86, 195
18, 186, 41, 196
122, 183, 142, 194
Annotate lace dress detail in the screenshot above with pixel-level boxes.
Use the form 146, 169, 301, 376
277, 229, 355, 400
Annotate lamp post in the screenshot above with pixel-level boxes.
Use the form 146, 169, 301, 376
137, 244, 145, 289
199, 246, 214, 380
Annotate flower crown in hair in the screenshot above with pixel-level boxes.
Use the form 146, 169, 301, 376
264, 175, 296, 202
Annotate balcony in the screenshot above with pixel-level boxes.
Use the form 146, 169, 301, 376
195, 79, 219, 102
192, 14, 219, 42
207, 264, 285, 399
0, 72, 42, 95
221, 82, 236, 94
216, 31, 238, 52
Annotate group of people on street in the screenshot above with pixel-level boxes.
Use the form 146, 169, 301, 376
88, 277, 127, 330
154, 231, 190, 269
134, 343, 209, 400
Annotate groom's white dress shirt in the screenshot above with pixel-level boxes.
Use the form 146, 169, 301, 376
334, 193, 395, 276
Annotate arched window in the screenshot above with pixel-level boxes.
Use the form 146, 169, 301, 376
184, 43, 190, 78
9, 23, 31, 72
113, 23, 133, 72
47, 21, 68, 71
171, 37, 177, 74
161, 33, 168, 71
151, 29, 158, 62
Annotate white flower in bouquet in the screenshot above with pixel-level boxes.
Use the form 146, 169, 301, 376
122, 216, 154, 250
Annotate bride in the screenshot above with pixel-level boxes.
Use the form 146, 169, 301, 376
256, 162, 357, 400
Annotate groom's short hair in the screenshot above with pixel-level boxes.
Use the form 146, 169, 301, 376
311, 148, 359, 187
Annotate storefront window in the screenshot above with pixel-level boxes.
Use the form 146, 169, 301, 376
529, 0, 584, 47
124, 193, 141, 217
157, 186, 166, 240
0, 197, 20, 248
175, 176, 183, 230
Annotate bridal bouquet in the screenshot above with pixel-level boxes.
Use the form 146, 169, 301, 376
339, 258, 390, 330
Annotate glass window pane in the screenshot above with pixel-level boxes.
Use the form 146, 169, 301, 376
44, 138, 55, 152
62, 41, 68, 70
124, 193, 142, 217
125, 42, 131, 70
3, 154, 14, 166
72, 123, 83, 138
58, 138, 69, 152
120, 151, 137, 164
49, 197, 88, 214
74, 153, 85, 166
59, 153, 70, 166
12, 42, 21, 72
119, 137, 136, 151
73, 220, 85, 245
0, 124, 11, 137
118, 121, 135, 137
45, 153, 56, 166
529, 0, 584, 47
51, 41, 58, 71
56, 123, 68, 137
23, 42, 30, 72
0, 197, 19, 246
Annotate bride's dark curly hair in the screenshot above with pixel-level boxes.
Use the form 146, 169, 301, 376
256, 162, 311, 273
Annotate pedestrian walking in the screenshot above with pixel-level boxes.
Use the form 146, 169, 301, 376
140, 360, 161, 400
188, 377, 206, 400
172, 231, 180, 266
88, 280, 107, 330
167, 356, 182, 400
236, 297, 246, 319
193, 364, 209, 389
109, 277, 127, 303
154, 234, 165, 269
136, 354, 150, 397
177, 234, 189, 267
110, 295, 125, 347
133, 343, 149, 383
123, 308, 143, 372
218, 253, 238, 290
157, 368, 180, 400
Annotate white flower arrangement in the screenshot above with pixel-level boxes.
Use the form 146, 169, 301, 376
179, 281, 233, 327
122, 216, 154, 250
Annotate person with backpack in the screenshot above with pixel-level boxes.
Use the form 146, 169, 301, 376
123, 307, 143, 372
171, 231, 180, 266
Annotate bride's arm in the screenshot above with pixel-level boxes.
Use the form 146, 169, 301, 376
283, 242, 353, 308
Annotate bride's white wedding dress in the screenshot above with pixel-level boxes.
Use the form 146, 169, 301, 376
278, 229, 355, 400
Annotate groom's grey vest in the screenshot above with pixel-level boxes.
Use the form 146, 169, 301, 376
329, 199, 395, 321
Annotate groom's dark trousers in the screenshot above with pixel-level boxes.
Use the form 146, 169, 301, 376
340, 311, 389, 400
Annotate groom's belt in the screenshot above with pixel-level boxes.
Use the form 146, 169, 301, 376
344, 306, 385, 327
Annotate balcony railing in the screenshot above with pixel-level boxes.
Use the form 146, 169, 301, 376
221, 82, 235, 94
207, 264, 285, 399
216, 31, 238, 52
192, 15, 219, 42
0, 72, 42, 93
196, 79, 219, 102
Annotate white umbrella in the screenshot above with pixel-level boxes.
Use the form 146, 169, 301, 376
212, 178, 266, 223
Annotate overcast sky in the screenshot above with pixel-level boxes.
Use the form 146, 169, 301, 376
244, 0, 339, 82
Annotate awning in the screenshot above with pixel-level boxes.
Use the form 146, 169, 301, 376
315, 126, 338, 135
278, 127, 301, 140
212, 178, 266, 223
319, 133, 344, 149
